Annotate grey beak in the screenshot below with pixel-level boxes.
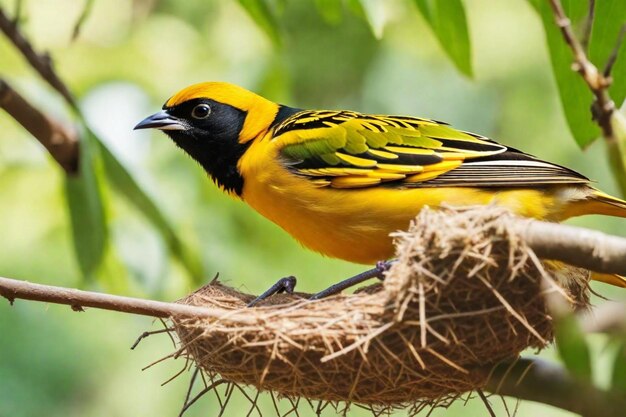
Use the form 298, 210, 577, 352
134, 111, 187, 131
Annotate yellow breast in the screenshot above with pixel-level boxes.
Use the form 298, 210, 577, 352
239, 137, 563, 265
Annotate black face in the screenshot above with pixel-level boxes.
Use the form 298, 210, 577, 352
136, 99, 250, 195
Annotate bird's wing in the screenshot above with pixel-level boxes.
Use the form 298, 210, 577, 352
271, 110, 589, 189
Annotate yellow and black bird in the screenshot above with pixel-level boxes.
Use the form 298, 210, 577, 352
135, 82, 626, 299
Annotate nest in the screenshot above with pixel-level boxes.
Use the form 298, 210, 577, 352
172, 206, 590, 411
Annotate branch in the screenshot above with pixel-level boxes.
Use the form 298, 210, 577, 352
486, 357, 626, 417
514, 219, 626, 275
0, 7, 77, 108
1, 217, 626, 316
0, 7, 80, 175
0, 79, 79, 174
0, 276, 254, 321
3, 214, 626, 414
549, 0, 615, 138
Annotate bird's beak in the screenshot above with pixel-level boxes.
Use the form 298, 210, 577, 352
134, 111, 187, 131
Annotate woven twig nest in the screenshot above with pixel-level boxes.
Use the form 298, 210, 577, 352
172, 206, 589, 410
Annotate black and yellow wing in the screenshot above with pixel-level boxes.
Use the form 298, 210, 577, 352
271, 110, 589, 189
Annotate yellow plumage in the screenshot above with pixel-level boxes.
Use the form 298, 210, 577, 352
241, 143, 562, 263
137, 82, 626, 288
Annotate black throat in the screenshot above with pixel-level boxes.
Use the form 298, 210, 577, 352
169, 132, 251, 196
163, 100, 250, 195
162, 102, 300, 196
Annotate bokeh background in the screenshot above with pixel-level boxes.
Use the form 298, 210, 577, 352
1, 0, 625, 416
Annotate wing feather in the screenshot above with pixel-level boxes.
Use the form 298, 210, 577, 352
272, 110, 588, 189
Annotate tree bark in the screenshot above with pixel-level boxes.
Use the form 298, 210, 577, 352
0, 80, 79, 173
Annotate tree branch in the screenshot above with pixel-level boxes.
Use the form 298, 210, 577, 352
0, 276, 252, 321
486, 357, 626, 417
514, 219, 626, 275
549, 0, 615, 138
549, 0, 626, 197
4, 277, 626, 416
3, 214, 626, 414
1, 217, 626, 315
0, 7, 81, 174
0, 7, 77, 109
0, 79, 79, 174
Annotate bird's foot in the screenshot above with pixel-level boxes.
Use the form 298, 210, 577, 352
309, 260, 393, 300
247, 276, 297, 307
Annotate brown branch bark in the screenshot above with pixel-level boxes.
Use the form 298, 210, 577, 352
2, 215, 626, 414
0, 276, 256, 321
0, 7, 81, 174
486, 357, 626, 417
0, 277, 247, 318
549, 0, 626, 197
514, 219, 626, 275
1, 217, 625, 316
0, 7, 77, 108
0, 79, 79, 174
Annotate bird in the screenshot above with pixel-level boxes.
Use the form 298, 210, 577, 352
135, 81, 626, 300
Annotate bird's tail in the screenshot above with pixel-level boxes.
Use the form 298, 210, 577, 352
592, 272, 626, 288
564, 189, 626, 218
559, 189, 626, 289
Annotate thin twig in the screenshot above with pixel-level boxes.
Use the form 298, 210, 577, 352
130, 327, 174, 350
72, 0, 95, 41
604, 24, 626, 77
580, 0, 595, 51
161, 358, 190, 387
179, 379, 226, 417
0, 7, 77, 108
0, 276, 255, 322
159, 317, 178, 348
181, 367, 201, 414
477, 389, 496, 417
1, 216, 626, 319
549, 0, 615, 137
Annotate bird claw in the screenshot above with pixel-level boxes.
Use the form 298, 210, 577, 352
247, 276, 297, 307
248, 261, 394, 306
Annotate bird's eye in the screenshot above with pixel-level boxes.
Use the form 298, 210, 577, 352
191, 104, 211, 119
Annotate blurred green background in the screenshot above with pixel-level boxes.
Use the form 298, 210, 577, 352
1, 0, 625, 416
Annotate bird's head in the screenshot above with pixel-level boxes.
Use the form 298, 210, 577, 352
135, 82, 280, 195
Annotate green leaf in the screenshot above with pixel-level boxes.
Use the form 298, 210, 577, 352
528, 0, 601, 147
413, 0, 473, 77
611, 341, 626, 392
554, 313, 593, 382
65, 129, 108, 281
354, 0, 387, 39
607, 110, 626, 197
274, 0, 287, 16
589, 0, 626, 108
345, 0, 366, 18
315, 0, 343, 25
238, 0, 281, 46
97, 141, 204, 282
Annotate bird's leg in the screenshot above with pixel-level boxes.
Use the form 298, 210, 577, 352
247, 276, 297, 307
247, 261, 393, 307
309, 260, 393, 300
